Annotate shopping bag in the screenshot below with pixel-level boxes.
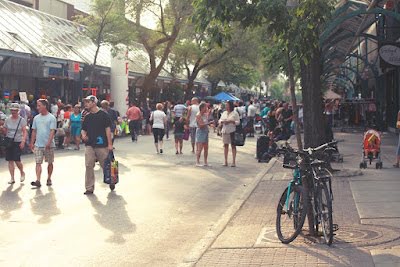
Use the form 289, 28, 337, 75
103, 152, 119, 185
183, 129, 190, 141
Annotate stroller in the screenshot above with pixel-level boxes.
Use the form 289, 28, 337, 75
360, 129, 383, 169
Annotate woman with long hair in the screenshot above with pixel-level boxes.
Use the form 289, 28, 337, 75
195, 103, 211, 167
219, 101, 240, 167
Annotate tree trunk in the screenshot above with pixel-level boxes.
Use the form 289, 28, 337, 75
300, 48, 326, 149
286, 51, 303, 150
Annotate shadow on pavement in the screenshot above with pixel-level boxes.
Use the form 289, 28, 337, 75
88, 192, 136, 244
289, 242, 375, 266
0, 184, 23, 220
30, 187, 61, 224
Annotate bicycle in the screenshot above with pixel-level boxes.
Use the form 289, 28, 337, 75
276, 142, 337, 245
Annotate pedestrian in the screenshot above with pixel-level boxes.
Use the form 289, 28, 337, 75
164, 101, 172, 140
173, 100, 187, 120
219, 101, 240, 167
174, 117, 185, 154
70, 104, 82, 150
126, 102, 142, 142
195, 103, 211, 167
394, 110, 400, 168
150, 103, 167, 154
30, 99, 57, 188
247, 101, 257, 137
101, 100, 118, 144
187, 97, 200, 154
63, 105, 72, 149
81, 95, 113, 195
3, 103, 27, 184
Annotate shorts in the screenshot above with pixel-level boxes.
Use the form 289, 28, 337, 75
153, 128, 165, 143
34, 147, 55, 164
174, 133, 184, 141
5, 142, 22, 162
71, 126, 81, 137
222, 133, 235, 145
196, 129, 209, 143
190, 127, 197, 143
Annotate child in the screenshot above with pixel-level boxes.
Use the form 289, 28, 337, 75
174, 117, 185, 154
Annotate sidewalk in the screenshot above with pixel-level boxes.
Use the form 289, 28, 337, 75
192, 132, 400, 267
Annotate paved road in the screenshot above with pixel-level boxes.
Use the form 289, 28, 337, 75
0, 133, 264, 267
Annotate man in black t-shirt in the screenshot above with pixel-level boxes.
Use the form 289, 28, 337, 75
81, 95, 112, 195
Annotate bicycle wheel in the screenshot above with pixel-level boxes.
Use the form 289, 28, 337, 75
276, 184, 308, 244
318, 182, 333, 245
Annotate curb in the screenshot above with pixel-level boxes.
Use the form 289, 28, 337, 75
178, 158, 277, 267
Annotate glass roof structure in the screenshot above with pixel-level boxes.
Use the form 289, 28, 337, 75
320, 0, 400, 91
0, 0, 210, 85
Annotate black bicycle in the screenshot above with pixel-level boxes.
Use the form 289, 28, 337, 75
276, 142, 336, 245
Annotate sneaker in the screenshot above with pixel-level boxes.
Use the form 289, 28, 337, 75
46, 179, 52, 186
31, 181, 41, 188
84, 190, 93, 195
8, 180, 15, 184
160, 149, 163, 154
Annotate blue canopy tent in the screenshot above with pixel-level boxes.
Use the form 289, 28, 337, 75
213, 92, 240, 101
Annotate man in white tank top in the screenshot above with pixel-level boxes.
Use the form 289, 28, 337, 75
187, 97, 200, 153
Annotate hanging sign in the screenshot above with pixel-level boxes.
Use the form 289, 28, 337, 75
19, 92, 28, 103
379, 43, 400, 67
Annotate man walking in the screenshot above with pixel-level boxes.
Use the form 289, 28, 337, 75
81, 95, 113, 195
101, 100, 118, 144
30, 99, 57, 188
126, 102, 142, 142
186, 97, 199, 153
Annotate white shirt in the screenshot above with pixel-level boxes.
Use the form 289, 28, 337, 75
189, 104, 199, 128
247, 104, 257, 117
219, 111, 240, 134
151, 110, 166, 129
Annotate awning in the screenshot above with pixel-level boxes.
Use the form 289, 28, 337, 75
213, 92, 240, 101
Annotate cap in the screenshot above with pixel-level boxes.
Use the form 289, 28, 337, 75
10, 103, 20, 110
83, 95, 98, 104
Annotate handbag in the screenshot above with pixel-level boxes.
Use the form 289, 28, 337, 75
232, 125, 245, 146
1, 118, 22, 148
183, 128, 190, 141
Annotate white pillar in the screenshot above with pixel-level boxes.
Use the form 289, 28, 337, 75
110, 49, 129, 115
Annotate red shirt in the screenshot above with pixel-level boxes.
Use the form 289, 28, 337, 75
126, 106, 142, 121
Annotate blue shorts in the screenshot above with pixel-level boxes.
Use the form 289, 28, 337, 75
196, 129, 209, 143
71, 126, 81, 137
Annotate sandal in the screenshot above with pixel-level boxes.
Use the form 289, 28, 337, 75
31, 181, 41, 188
46, 179, 52, 186
20, 173, 25, 183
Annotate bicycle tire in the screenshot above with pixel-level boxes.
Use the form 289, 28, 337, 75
318, 182, 333, 245
276, 185, 308, 244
